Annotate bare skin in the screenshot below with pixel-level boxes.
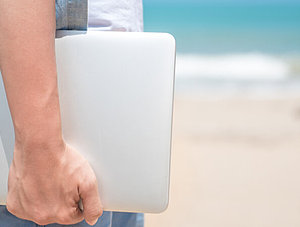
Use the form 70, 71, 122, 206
0, 0, 103, 225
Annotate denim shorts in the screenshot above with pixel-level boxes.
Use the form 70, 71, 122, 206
0, 1, 144, 226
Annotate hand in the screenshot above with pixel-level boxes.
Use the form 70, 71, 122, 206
6, 140, 103, 226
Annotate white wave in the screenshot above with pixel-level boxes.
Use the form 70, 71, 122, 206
176, 53, 293, 81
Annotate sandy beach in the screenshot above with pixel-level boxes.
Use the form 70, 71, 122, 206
146, 94, 300, 227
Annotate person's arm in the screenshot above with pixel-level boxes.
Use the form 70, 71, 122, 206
0, 0, 102, 225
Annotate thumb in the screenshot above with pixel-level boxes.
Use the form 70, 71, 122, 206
79, 177, 103, 226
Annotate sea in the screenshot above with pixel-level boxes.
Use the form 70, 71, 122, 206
143, 2, 300, 96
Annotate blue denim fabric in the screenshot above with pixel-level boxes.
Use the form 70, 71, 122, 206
55, 0, 88, 30
0, 205, 144, 227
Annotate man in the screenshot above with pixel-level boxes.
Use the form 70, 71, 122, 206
0, 0, 144, 226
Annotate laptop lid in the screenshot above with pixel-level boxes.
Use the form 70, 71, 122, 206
0, 30, 176, 213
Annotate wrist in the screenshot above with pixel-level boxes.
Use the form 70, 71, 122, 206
13, 104, 64, 152
14, 126, 65, 155
15, 135, 65, 151
12, 138, 66, 179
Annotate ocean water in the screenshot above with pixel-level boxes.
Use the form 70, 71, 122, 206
144, 2, 300, 95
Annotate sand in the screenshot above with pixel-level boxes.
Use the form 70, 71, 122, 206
145, 94, 300, 227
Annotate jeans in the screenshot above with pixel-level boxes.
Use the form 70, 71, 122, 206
0, 1, 144, 226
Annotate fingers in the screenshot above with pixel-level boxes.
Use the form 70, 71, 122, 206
7, 188, 85, 225
79, 177, 103, 226
56, 206, 85, 225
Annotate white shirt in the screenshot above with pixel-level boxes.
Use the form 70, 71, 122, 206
88, 0, 144, 32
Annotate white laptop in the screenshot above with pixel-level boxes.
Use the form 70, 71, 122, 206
0, 31, 175, 213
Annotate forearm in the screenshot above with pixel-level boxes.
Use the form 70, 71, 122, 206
0, 0, 63, 149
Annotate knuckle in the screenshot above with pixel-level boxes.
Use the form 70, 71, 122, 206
6, 202, 16, 215
33, 216, 49, 225
6, 198, 21, 217
98, 207, 104, 217
58, 212, 71, 224
58, 208, 78, 224
31, 209, 50, 225
86, 207, 102, 220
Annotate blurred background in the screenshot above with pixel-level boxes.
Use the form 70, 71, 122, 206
143, 0, 300, 226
